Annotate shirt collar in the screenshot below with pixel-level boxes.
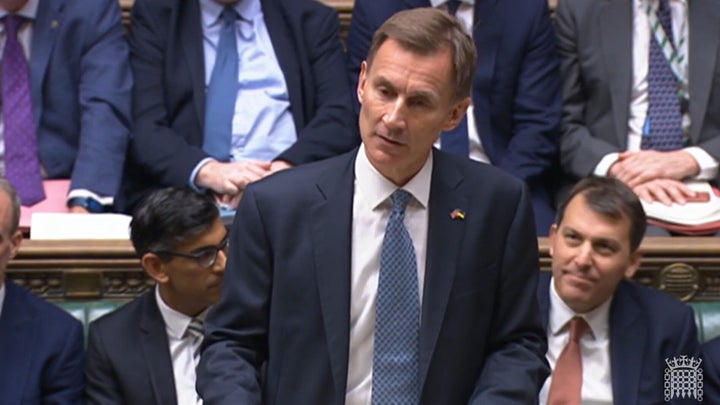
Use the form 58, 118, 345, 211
548, 276, 613, 341
0, 0, 39, 21
429, 0, 475, 8
155, 286, 209, 340
354, 144, 432, 212
200, 0, 261, 28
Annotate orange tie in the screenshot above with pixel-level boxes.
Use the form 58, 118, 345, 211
548, 316, 590, 405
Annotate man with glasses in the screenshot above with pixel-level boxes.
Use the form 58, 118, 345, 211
85, 187, 227, 405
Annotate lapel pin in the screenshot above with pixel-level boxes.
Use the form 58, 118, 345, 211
450, 209, 465, 220
51, 20, 59, 29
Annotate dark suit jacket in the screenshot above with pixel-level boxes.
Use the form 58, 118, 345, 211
33, 0, 131, 198
0, 279, 85, 404
85, 290, 177, 405
345, 0, 562, 234
197, 148, 549, 404
119, 0, 359, 213
537, 274, 700, 404
702, 336, 720, 401
557, 0, 720, 183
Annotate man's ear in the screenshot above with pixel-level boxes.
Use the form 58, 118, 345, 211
624, 251, 642, 279
441, 96, 471, 132
8, 229, 22, 260
548, 224, 558, 257
142, 253, 169, 285
357, 61, 368, 105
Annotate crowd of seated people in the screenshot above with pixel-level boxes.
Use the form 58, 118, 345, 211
0, 0, 719, 402
2, 0, 718, 238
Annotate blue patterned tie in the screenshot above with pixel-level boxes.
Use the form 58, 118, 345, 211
2, 15, 45, 206
439, 1, 469, 157
642, 0, 684, 151
372, 189, 420, 404
203, 7, 238, 161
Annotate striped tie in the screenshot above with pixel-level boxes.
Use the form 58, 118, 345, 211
186, 317, 205, 361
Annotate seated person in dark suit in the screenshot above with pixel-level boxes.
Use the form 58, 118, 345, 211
118, 0, 359, 213
85, 187, 227, 404
345, 0, 563, 235
556, 0, 720, 235
0, 0, 131, 212
538, 176, 700, 404
0, 179, 85, 404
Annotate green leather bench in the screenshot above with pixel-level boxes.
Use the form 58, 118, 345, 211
54, 300, 720, 344
55, 300, 128, 341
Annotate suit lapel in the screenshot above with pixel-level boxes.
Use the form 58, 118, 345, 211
536, 273, 552, 330
311, 152, 355, 403
600, 0, 632, 148
139, 291, 178, 405
0, 282, 35, 405
609, 282, 644, 405
261, 0, 303, 129
419, 151, 468, 389
688, 0, 720, 143
30, 0, 63, 128
403, 0, 431, 8
180, 0, 206, 129
474, 0, 500, 25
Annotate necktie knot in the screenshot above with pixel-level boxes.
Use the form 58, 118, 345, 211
4, 15, 24, 38
220, 6, 238, 27
445, 0, 462, 16
568, 316, 589, 343
390, 189, 412, 216
186, 318, 205, 339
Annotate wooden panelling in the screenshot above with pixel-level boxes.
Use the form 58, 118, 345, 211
8, 237, 720, 302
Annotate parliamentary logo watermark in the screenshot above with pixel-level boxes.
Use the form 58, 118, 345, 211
665, 355, 703, 401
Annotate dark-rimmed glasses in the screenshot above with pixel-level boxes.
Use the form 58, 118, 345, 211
154, 236, 229, 268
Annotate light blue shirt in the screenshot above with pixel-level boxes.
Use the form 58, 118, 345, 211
191, 0, 297, 187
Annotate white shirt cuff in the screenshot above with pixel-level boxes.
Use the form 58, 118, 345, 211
684, 147, 719, 180
593, 152, 620, 177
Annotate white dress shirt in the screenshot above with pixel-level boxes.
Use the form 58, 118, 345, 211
155, 287, 208, 405
594, 0, 718, 180
540, 279, 614, 405
428, 0, 489, 164
344, 145, 432, 405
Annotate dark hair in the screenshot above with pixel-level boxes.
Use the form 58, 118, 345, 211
130, 188, 219, 256
556, 177, 647, 252
0, 179, 21, 235
366, 7, 477, 102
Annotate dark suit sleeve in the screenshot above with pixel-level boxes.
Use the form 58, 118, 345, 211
196, 185, 269, 404
70, 0, 131, 198
703, 337, 720, 402
469, 185, 550, 403
128, 0, 209, 187
41, 319, 85, 405
275, 5, 359, 165
497, 0, 561, 183
556, 0, 621, 178
85, 322, 125, 405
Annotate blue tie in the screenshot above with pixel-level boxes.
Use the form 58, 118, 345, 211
642, 0, 684, 151
372, 189, 420, 404
203, 7, 239, 161
440, 0, 469, 157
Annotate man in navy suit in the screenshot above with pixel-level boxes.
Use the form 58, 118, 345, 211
118, 0, 359, 214
0, 179, 85, 404
346, 0, 562, 235
85, 188, 228, 404
538, 176, 700, 404
0, 0, 131, 212
197, 9, 548, 404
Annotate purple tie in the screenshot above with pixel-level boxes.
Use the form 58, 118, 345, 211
3, 15, 45, 206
